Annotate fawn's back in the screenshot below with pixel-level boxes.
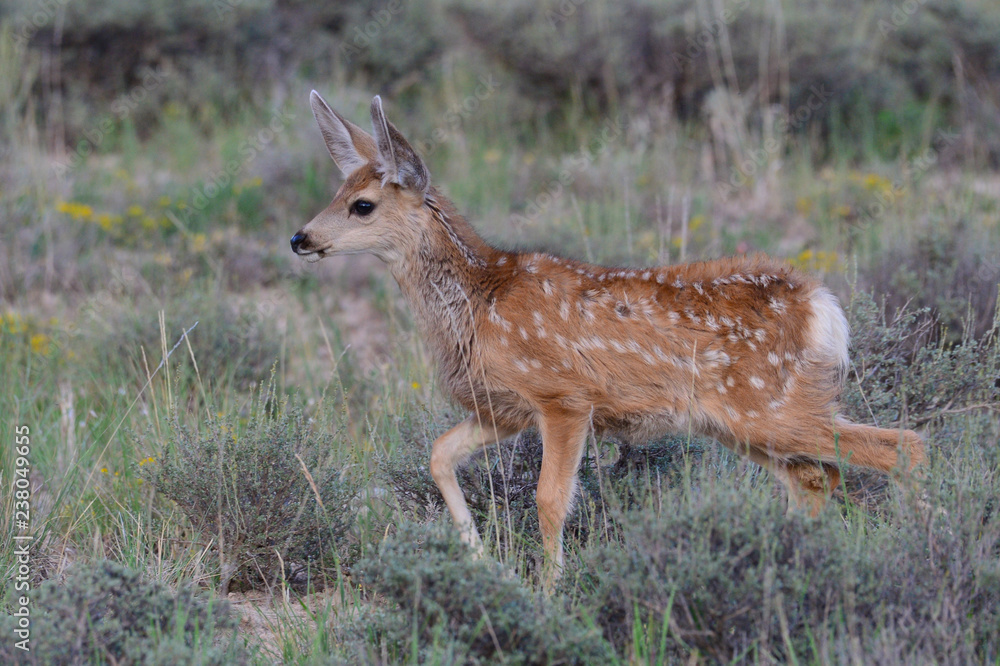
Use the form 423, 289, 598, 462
468, 251, 842, 446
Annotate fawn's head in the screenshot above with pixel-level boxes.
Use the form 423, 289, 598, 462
291, 91, 431, 264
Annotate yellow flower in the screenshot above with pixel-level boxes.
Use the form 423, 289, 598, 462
688, 215, 705, 231
55, 201, 95, 221
795, 197, 814, 216
100, 467, 108, 474
411, 381, 421, 390
188, 233, 207, 253
834, 205, 852, 218
96, 213, 115, 231
127, 204, 145, 217
158, 195, 171, 207
141, 216, 158, 230
250, 176, 263, 187
30, 333, 49, 355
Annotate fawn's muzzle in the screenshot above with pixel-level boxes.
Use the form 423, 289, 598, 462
290, 233, 307, 253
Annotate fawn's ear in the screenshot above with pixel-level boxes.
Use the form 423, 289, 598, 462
310, 90, 377, 178
370, 95, 430, 193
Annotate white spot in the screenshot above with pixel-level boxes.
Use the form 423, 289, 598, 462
705, 314, 719, 331
768, 399, 784, 411
529, 358, 542, 369
610, 340, 627, 353
754, 328, 767, 342
562, 358, 573, 370
720, 316, 734, 328
642, 271, 652, 280
666, 311, 680, 323
768, 297, 787, 314
673, 277, 684, 289
519, 326, 529, 340
533, 311, 544, 325
500, 336, 509, 347
767, 352, 781, 366
716, 382, 728, 394
513, 359, 529, 373
542, 280, 553, 296
656, 273, 667, 284
726, 376, 735, 387
488, 305, 512, 332
560, 301, 570, 321
626, 340, 642, 354
784, 352, 796, 362
496, 256, 507, 266
747, 410, 759, 419
653, 346, 671, 362
703, 349, 731, 366
725, 406, 740, 421
693, 282, 704, 295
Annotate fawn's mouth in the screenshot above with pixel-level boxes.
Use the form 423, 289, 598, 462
297, 248, 331, 263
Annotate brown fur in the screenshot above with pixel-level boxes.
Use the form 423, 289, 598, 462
293, 93, 925, 582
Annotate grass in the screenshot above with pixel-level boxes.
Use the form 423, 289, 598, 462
1, 9, 1000, 663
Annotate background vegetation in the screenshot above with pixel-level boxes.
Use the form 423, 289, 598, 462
1, 0, 999, 662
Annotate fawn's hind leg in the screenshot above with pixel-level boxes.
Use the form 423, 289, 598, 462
830, 420, 925, 472
741, 445, 841, 516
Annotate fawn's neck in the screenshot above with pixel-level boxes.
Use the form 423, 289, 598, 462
388, 191, 502, 374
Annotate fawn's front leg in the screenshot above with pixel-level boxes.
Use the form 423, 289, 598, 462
430, 414, 519, 554
536, 409, 590, 586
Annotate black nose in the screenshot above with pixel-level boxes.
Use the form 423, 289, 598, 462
290, 233, 306, 253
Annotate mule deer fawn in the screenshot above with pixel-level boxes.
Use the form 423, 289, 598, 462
291, 92, 925, 579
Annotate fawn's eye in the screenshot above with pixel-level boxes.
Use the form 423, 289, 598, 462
351, 200, 375, 216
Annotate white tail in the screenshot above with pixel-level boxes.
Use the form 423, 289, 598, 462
291, 92, 925, 583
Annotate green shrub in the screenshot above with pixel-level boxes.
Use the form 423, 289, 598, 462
80, 287, 282, 394
842, 289, 999, 428
579, 473, 1000, 663
0, 560, 240, 665
339, 521, 612, 665
146, 386, 360, 592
